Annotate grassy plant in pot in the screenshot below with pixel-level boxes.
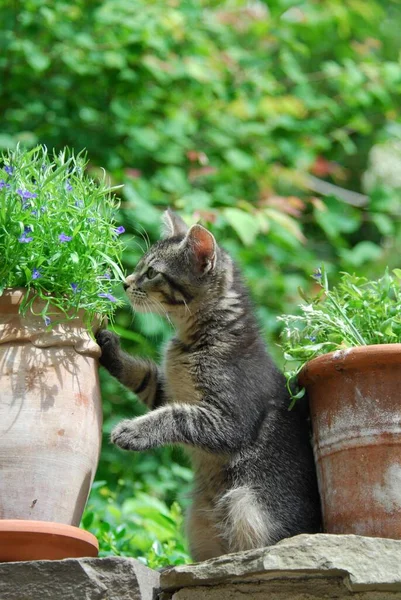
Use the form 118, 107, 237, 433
0, 146, 124, 561
279, 267, 401, 540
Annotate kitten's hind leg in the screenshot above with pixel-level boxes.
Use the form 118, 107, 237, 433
186, 501, 227, 562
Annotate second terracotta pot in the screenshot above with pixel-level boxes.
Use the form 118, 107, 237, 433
300, 344, 401, 539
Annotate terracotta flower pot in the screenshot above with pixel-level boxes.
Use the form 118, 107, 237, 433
0, 288, 102, 560
300, 344, 401, 539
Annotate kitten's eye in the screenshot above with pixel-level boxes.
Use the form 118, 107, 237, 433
146, 267, 157, 280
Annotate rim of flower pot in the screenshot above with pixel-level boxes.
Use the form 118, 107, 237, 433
0, 287, 99, 321
299, 343, 401, 386
0, 287, 30, 307
0, 287, 102, 357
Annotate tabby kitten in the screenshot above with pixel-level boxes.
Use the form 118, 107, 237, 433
96, 209, 321, 561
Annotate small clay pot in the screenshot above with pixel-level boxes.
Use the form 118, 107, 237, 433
300, 344, 401, 539
0, 289, 102, 560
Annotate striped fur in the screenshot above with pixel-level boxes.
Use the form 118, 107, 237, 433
97, 210, 321, 561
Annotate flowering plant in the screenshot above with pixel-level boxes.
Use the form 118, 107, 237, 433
278, 266, 401, 405
0, 145, 125, 328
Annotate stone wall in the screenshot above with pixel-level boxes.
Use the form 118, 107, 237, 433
1, 534, 401, 599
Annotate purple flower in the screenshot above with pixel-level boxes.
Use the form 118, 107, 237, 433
312, 268, 322, 280
17, 189, 37, 200
66, 181, 73, 192
31, 207, 46, 216
99, 292, 117, 302
19, 227, 33, 243
87, 217, 96, 224
43, 316, 51, 326
0, 180, 10, 189
32, 268, 41, 280
307, 336, 317, 342
101, 272, 111, 279
4, 165, 13, 175
75, 200, 84, 208
114, 225, 125, 235
71, 283, 82, 293
59, 233, 72, 242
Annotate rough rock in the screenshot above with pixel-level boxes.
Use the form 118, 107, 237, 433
160, 534, 401, 598
0, 556, 159, 600
2, 534, 401, 599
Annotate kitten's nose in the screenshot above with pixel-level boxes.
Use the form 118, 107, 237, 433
123, 282, 129, 291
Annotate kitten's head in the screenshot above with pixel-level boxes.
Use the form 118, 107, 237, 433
124, 209, 229, 316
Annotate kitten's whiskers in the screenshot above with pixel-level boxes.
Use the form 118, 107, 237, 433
130, 237, 146, 253
134, 223, 151, 251
182, 297, 192, 317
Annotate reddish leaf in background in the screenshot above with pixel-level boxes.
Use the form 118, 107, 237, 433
186, 151, 209, 165
310, 156, 338, 177
259, 194, 306, 218
189, 166, 217, 182
193, 210, 217, 224
125, 169, 142, 179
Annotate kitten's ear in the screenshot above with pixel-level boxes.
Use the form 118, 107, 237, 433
162, 208, 188, 238
184, 224, 216, 274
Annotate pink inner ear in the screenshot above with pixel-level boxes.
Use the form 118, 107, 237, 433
187, 225, 215, 270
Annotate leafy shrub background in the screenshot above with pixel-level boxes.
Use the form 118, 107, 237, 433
1, 0, 401, 565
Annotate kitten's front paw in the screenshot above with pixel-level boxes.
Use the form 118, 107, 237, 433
111, 418, 153, 451
96, 329, 120, 352
96, 330, 122, 376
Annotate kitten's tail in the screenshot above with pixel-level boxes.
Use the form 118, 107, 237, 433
216, 486, 277, 552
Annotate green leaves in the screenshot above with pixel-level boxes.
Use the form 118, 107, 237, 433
224, 149, 254, 172
82, 477, 191, 566
313, 197, 361, 244
224, 208, 260, 246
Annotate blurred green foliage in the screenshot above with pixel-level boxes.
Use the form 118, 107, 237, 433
1, 0, 401, 566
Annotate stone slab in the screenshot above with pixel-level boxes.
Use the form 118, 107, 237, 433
0, 556, 159, 600
160, 534, 401, 594
166, 581, 401, 600
2, 534, 401, 600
